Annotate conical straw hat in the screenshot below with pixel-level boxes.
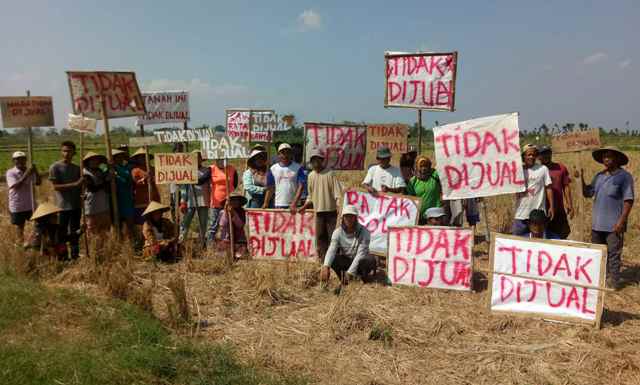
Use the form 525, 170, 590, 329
142, 201, 170, 217
30, 202, 63, 221
83, 151, 107, 164
131, 147, 152, 159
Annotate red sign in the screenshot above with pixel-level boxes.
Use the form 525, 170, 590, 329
304, 123, 366, 170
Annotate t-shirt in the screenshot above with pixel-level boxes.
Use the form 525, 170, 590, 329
514, 164, 551, 220
266, 161, 305, 207
6, 166, 35, 213
83, 168, 110, 215
115, 164, 135, 217
406, 171, 441, 219
48, 161, 81, 211
210, 164, 237, 208
362, 165, 406, 191
588, 169, 635, 232
546, 162, 570, 213
306, 169, 342, 212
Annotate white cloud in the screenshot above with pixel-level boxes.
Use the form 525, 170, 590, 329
619, 59, 632, 69
297, 9, 322, 31
583, 52, 607, 65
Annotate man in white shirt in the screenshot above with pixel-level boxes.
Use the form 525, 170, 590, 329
265, 143, 306, 211
512, 145, 554, 235
362, 146, 406, 195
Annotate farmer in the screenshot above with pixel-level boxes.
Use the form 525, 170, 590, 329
537, 145, 573, 239
400, 145, 418, 183
320, 205, 377, 284
218, 191, 248, 259
25, 202, 82, 260
82, 152, 111, 235
406, 155, 441, 224
512, 144, 554, 236
522, 209, 560, 240
49, 141, 83, 259
581, 147, 634, 289
130, 148, 160, 225
6, 151, 41, 244
141, 201, 180, 262
299, 149, 342, 262
265, 143, 305, 210
178, 150, 210, 246
112, 149, 137, 242
243, 149, 269, 208
362, 146, 406, 195
204, 156, 238, 243
425, 207, 447, 226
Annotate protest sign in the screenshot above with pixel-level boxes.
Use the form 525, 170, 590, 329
384, 52, 458, 111
433, 113, 525, 200
129, 136, 160, 147
67, 113, 97, 133
305, 123, 367, 170
226, 109, 273, 142
136, 91, 189, 125
246, 209, 317, 262
66, 71, 146, 119
343, 189, 420, 255
551, 129, 601, 153
201, 133, 250, 160
154, 153, 198, 185
365, 124, 408, 166
0, 96, 54, 128
489, 234, 606, 327
388, 226, 473, 291
153, 128, 215, 143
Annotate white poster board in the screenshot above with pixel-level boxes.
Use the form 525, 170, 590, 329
246, 209, 317, 262
305, 123, 367, 170
201, 133, 250, 160
136, 91, 189, 125
68, 113, 97, 133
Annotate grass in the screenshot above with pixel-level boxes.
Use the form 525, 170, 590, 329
0, 271, 307, 385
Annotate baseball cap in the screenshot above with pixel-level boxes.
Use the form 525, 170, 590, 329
341, 205, 359, 217
537, 145, 552, 154
278, 143, 292, 152
309, 149, 325, 160
12, 151, 27, 159
425, 207, 446, 219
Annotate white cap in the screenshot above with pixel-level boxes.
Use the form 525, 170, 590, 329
249, 149, 266, 160
341, 205, 359, 217
12, 151, 27, 159
425, 207, 446, 219
278, 143, 292, 152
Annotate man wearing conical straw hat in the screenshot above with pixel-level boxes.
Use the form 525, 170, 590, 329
24, 202, 82, 260
581, 146, 634, 290
82, 152, 110, 236
141, 201, 180, 262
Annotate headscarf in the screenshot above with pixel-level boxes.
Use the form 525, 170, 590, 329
415, 156, 433, 180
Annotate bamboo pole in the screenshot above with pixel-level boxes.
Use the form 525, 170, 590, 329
417, 109, 423, 155
100, 96, 121, 236
79, 131, 90, 259
225, 158, 235, 263
25, 90, 36, 212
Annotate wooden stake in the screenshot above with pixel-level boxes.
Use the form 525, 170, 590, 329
25, 90, 36, 212
417, 109, 423, 155
79, 131, 90, 260
224, 158, 235, 263
139, 124, 153, 203
100, 96, 121, 236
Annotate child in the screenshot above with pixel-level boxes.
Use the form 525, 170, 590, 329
141, 201, 180, 263
218, 191, 248, 258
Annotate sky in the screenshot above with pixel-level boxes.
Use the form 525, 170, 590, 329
0, 0, 638, 133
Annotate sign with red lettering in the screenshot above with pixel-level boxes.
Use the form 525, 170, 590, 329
305, 123, 367, 170
365, 124, 408, 167
66, 71, 146, 119
551, 129, 601, 153
434, 113, 525, 200
385, 52, 457, 111
489, 234, 606, 327
246, 209, 317, 262
388, 226, 473, 291
0, 96, 54, 128
136, 91, 189, 125
154, 153, 198, 185
343, 189, 420, 255
201, 133, 251, 160
226, 110, 273, 142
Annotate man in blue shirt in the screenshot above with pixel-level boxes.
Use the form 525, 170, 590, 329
581, 147, 634, 290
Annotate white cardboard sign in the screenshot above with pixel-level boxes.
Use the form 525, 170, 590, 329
246, 209, 317, 262
136, 91, 189, 125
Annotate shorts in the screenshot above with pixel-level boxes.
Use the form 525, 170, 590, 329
11, 210, 32, 226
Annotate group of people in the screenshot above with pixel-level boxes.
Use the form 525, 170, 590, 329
4, 138, 634, 289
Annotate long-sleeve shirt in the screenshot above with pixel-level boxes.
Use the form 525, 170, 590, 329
219, 207, 247, 243
142, 218, 176, 257
324, 224, 370, 275
243, 168, 267, 200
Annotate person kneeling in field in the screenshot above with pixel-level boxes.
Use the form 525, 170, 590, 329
142, 201, 181, 263
425, 207, 447, 226
25, 202, 83, 261
320, 205, 377, 284
218, 191, 248, 259
522, 209, 560, 240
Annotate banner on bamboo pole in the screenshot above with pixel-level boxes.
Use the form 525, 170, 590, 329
551, 129, 601, 153
384, 51, 458, 111
388, 226, 473, 291
365, 123, 409, 166
155, 153, 198, 185
0, 96, 54, 128
226, 110, 271, 142
343, 189, 420, 255
489, 234, 606, 327
153, 128, 215, 143
68, 113, 97, 133
136, 91, 189, 125
246, 209, 317, 262
304, 122, 367, 170
66, 71, 146, 119
201, 133, 251, 160
433, 112, 525, 200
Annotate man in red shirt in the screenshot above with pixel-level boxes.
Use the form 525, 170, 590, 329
537, 146, 574, 238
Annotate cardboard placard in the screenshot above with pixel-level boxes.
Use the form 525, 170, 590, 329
246, 209, 317, 262
388, 226, 473, 291
434, 113, 525, 200
489, 233, 606, 327
343, 189, 420, 255
551, 129, 601, 153
155, 153, 198, 185
305, 122, 367, 170
129, 136, 160, 147
136, 91, 189, 125
226, 110, 273, 142
153, 128, 215, 143
68, 113, 97, 133
0, 96, 54, 128
384, 51, 458, 111
66, 71, 146, 119
365, 123, 409, 166
201, 133, 251, 160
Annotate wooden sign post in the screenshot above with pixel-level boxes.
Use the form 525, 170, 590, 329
25, 90, 36, 211
100, 96, 121, 235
